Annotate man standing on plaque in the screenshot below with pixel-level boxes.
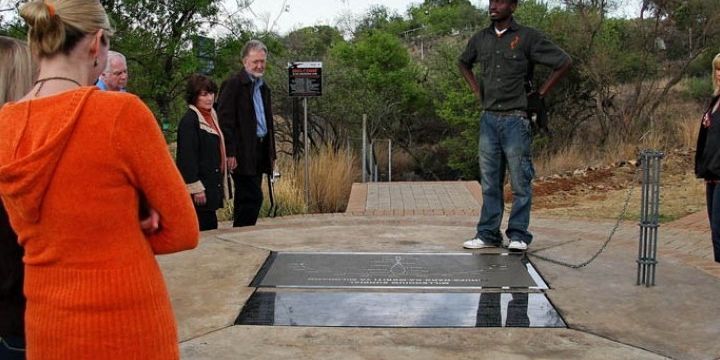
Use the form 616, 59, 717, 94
218, 40, 276, 227
459, 0, 571, 251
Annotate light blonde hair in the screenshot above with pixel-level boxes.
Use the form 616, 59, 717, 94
0, 37, 34, 104
713, 53, 720, 96
19, 0, 113, 58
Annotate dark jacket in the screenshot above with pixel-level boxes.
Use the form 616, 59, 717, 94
695, 95, 720, 180
0, 201, 24, 337
176, 108, 225, 211
217, 70, 276, 176
458, 18, 570, 112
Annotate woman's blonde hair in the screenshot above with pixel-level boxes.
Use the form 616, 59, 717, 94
713, 53, 720, 96
19, 0, 113, 58
0, 37, 34, 104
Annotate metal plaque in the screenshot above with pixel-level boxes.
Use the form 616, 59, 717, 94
251, 252, 547, 289
236, 291, 565, 328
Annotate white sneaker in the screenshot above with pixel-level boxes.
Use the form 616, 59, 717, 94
463, 238, 499, 249
508, 240, 528, 251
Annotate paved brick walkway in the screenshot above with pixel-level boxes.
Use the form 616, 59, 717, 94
346, 181, 482, 216
662, 210, 719, 277
345, 181, 719, 278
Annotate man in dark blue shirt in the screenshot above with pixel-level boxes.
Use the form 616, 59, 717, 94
459, 0, 571, 251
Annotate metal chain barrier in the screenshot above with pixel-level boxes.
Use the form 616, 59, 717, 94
527, 169, 640, 269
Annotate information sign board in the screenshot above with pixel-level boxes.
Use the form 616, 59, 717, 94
288, 62, 322, 97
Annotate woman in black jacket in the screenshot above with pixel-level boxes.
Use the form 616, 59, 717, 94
0, 35, 33, 360
176, 74, 228, 230
695, 53, 720, 263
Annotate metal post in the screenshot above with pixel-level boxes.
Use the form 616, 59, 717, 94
637, 150, 663, 287
303, 97, 310, 209
650, 154, 662, 285
370, 140, 375, 182
388, 139, 392, 182
362, 114, 367, 183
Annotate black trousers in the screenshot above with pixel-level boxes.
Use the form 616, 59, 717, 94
232, 136, 269, 227
706, 182, 720, 262
232, 173, 263, 227
196, 209, 218, 231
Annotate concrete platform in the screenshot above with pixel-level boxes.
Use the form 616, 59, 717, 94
158, 211, 720, 359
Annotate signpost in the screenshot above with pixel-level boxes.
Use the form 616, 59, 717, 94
192, 35, 215, 75
288, 62, 323, 209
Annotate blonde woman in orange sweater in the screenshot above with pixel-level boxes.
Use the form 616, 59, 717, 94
0, 1, 199, 359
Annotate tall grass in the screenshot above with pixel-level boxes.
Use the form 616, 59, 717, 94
535, 141, 637, 176
217, 145, 358, 220
677, 113, 701, 150
259, 156, 307, 217
535, 98, 702, 176
299, 145, 358, 213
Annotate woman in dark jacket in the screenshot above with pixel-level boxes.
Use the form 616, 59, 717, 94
0, 35, 33, 360
176, 74, 228, 231
695, 53, 720, 263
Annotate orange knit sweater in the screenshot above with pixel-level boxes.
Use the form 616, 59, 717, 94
0, 87, 199, 359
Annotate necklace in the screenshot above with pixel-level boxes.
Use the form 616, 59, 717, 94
34, 76, 83, 97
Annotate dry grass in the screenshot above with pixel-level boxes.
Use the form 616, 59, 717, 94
259, 156, 307, 217
677, 113, 701, 150
298, 146, 358, 213
535, 169, 705, 222
535, 141, 638, 177
537, 93, 702, 177
217, 145, 359, 220
532, 96, 706, 223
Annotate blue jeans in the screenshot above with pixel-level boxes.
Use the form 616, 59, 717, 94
706, 183, 720, 262
475, 111, 534, 244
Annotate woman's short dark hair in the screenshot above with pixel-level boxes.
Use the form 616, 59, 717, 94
185, 74, 218, 105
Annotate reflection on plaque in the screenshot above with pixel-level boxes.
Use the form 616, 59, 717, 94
235, 291, 566, 328
251, 252, 547, 289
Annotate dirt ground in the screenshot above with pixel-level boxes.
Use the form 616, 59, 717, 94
524, 149, 705, 222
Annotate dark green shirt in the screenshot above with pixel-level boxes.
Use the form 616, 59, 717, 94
459, 18, 570, 112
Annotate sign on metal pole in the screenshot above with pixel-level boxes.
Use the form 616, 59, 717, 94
192, 35, 215, 75
288, 62, 323, 97
288, 62, 323, 210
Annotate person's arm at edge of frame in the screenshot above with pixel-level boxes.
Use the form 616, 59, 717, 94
458, 61, 482, 104
113, 97, 199, 254
217, 77, 239, 172
536, 57, 572, 98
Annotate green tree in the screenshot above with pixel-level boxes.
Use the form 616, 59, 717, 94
408, 0, 484, 36
354, 6, 412, 36
285, 25, 343, 60
427, 41, 482, 179
100, 0, 220, 138
312, 30, 439, 177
